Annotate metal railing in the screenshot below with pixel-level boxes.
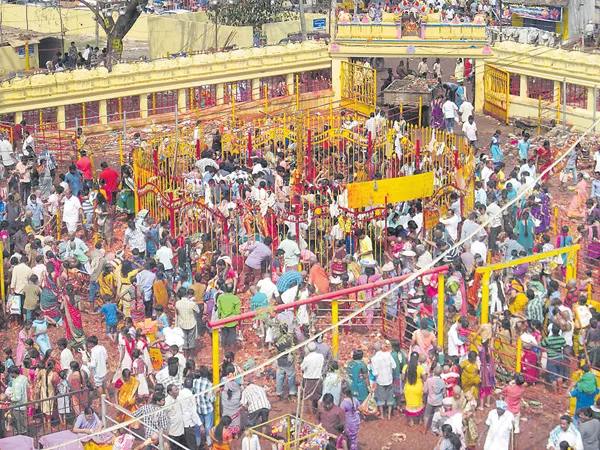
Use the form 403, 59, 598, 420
0, 388, 90, 445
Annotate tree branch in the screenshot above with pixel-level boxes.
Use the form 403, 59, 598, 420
79, 0, 110, 34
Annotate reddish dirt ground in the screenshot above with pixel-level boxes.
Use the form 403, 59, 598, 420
0, 109, 585, 448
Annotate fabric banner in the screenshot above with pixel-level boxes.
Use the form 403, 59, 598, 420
504, 6, 562, 22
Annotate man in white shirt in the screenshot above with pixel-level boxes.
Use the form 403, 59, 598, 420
0, 133, 16, 176
459, 100, 474, 122
447, 317, 468, 361
62, 189, 82, 234
480, 159, 494, 189
300, 342, 324, 415
546, 415, 584, 450
365, 112, 377, 138
519, 158, 537, 179
165, 383, 199, 450
461, 115, 477, 149
442, 98, 458, 133
439, 209, 460, 241
277, 232, 300, 271
155, 239, 174, 282
86, 335, 108, 395
370, 341, 396, 420
471, 234, 488, 262
257, 273, 279, 301
483, 401, 514, 450
593, 147, 600, 173
57, 338, 74, 375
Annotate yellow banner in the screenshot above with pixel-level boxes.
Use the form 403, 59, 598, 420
346, 172, 435, 209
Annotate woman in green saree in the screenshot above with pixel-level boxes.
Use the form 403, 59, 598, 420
346, 349, 369, 403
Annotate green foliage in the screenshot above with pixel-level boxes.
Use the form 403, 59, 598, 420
206, 0, 294, 29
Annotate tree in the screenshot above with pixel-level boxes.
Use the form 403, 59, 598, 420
205, 0, 292, 33
80, 0, 149, 70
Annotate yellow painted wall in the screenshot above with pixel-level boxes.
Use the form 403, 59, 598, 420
335, 23, 487, 41
0, 44, 39, 74
0, 4, 149, 41
147, 15, 253, 58
491, 42, 600, 131
0, 41, 331, 115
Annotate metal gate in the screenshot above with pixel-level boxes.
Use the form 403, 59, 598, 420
341, 60, 376, 116
483, 64, 510, 124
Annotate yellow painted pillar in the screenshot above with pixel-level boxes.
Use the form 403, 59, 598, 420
177, 88, 186, 113
473, 58, 486, 113
15, 111, 23, 124
56, 209, 62, 240
286, 72, 294, 95
216, 83, 225, 106
264, 85, 269, 114
437, 273, 444, 348
212, 328, 220, 424
56, 105, 66, 131
98, 100, 108, 125
0, 242, 5, 302
480, 270, 491, 324
332, 299, 339, 357
572, 250, 578, 279
331, 57, 345, 103
515, 338, 522, 373
139, 94, 149, 119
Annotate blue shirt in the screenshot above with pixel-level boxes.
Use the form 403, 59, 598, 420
592, 179, 600, 199
250, 292, 268, 310
516, 139, 530, 160
65, 171, 83, 196
99, 303, 118, 325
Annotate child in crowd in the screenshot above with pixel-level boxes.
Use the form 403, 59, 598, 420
22, 274, 41, 321
90, 294, 122, 343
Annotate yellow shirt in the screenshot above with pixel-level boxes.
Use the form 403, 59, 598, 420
99, 272, 115, 298
359, 235, 374, 260
509, 292, 528, 315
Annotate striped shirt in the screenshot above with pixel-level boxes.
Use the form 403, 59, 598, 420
542, 335, 566, 359
133, 403, 170, 438
82, 199, 95, 216
241, 384, 271, 413
192, 377, 215, 415
525, 295, 544, 323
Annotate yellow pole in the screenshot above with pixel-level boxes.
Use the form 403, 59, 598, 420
56, 208, 62, 240
553, 206, 559, 235
437, 273, 444, 348
480, 270, 491, 324
572, 249, 578, 279
0, 242, 5, 302
264, 85, 268, 114
332, 298, 339, 357
212, 329, 220, 424
537, 95, 542, 135
132, 151, 140, 215
25, 42, 30, 70
82, 102, 87, 126
418, 96, 423, 127
515, 338, 523, 373
119, 135, 124, 166
296, 75, 300, 111
566, 250, 574, 282
399, 103, 403, 117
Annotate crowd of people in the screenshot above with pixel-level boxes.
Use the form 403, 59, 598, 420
0, 94, 599, 450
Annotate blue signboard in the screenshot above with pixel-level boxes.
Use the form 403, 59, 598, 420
17, 45, 35, 59
313, 18, 326, 31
